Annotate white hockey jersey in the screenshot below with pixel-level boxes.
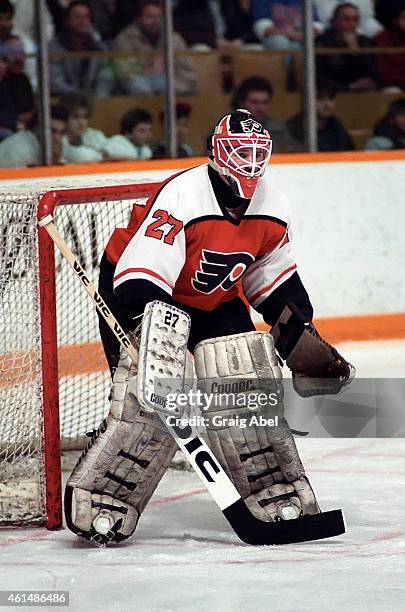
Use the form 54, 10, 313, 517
105, 164, 297, 311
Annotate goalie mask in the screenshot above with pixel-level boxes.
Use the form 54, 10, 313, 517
208, 109, 272, 199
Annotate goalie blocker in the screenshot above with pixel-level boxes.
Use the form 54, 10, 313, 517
65, 301, 345, 546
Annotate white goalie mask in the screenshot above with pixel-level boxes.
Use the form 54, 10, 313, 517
208, 109, 272, 199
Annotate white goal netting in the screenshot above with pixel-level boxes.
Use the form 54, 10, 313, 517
0, 178, 156, 527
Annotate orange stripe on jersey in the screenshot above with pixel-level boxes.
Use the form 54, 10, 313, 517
113, 267, 173, 290
250, 264, 297, 303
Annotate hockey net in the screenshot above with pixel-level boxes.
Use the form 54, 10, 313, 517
0, 179, 159, 529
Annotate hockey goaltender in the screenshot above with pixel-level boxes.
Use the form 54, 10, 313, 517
64, 110, 355, 546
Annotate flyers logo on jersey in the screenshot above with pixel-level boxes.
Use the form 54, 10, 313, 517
192, 250, 254, 294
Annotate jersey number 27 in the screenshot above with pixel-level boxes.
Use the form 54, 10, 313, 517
145, 209, 183, 245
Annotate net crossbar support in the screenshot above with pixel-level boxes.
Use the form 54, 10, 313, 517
0, 180, 158, 529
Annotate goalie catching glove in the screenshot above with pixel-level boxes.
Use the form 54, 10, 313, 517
270, 304, 355, 398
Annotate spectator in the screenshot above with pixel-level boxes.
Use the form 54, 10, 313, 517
0, 0, 13, 44
231, 76, 302, 152
286, 83, 355, 151
250, 0, 323, 50
174, 0, 254, 50
365, 98, 405, 150
48, 1, 113, 96
46, 0, 85, 36
313, 0, 382, 38
374, 0, 405, 91
47, 0, 134, 38
174, 0, 217, 49
0, 105, 67, 167
59, 91, 109, 163
221, 0, 258, 45
0, 36, 35, 137
87, 0, 132, 46
153, 102, 194, 158
112, 0, 196, 95
0, 0, 37, 90
105, 108, 153, 160
0, 55, 12, 140
316, 3, 378, 91
3, 33, 27, 73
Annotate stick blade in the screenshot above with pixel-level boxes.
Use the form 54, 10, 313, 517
223, 501, 345, 545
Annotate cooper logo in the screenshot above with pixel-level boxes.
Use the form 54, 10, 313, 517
210, 379, 254, 393
192, 250, 254, 294
150, 392, 167, 407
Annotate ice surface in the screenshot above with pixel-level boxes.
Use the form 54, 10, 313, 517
0, 341, 404, 612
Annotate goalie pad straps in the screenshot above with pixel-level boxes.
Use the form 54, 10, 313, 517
270, 304, 355, 397
194, 332, 320, 522
65, 334, 177, 546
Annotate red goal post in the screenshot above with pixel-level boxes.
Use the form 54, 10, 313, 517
0, 180, 160, 530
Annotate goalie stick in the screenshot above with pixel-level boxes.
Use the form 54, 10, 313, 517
38, 214, 345, 545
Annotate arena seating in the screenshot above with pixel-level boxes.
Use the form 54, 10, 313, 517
77, 47, 405, 155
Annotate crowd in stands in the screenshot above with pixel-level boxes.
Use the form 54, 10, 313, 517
365, 97, 405, 149
286, 81, 355, 150
374, 0, 405, 90
0, 105, 67, 166
0, 99, 196, 166
107, 108, 154, 160
153, 102, 195, 158
48, 1, 112, 96
315, 3, 378, 91
0, 0, 404, 166
112, 0, 195, 95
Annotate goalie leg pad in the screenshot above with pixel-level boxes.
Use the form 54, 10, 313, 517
65, 338, 177, 546
194, 332, 320, 522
